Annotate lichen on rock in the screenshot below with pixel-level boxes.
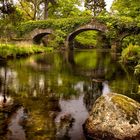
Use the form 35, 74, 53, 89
84, 93, 140, 140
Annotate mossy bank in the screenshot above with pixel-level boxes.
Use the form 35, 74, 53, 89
0, 43, 51, 59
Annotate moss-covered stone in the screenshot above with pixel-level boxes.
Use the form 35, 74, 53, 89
84, 93, 140, 140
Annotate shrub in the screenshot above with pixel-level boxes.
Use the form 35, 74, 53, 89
120, 44, 140, 64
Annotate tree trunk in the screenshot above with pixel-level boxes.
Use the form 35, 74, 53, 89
44, 0, 49, 19
33, 0, 37, 20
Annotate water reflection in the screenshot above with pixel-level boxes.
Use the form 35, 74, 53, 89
56, 95, 88, 140
0, 49, 139, 140
0, 94, 13, 108
102, 81, 111, 95
83, 79, 101, 111
7, 107, 27, 140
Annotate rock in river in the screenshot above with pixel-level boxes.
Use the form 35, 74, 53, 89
84, 93, 140, 140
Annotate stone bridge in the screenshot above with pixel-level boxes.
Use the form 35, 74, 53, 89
66, 19, 108, 50
22, 19, 140, 52
25, 28, 53, 44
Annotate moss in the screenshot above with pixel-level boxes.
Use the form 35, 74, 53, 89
111, 94, 140, 123
17, 17, 92, 37
14, 17, 92, 48
112, 94, 139, 114
0, 43, 48, 59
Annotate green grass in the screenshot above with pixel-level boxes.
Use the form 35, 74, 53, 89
0, 43, 49, 59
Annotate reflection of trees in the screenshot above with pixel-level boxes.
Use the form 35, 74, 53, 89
3, 66, 7, 106
0, 63, 61, 139
67, 50, 116, 80
0, 66, 61, 139
0, 50, 139, 139
22, 95, 60, 140
0, 73, 7, 139
0, 66, 8, 107
68, 50, 75, 66
67, 50, 133, 85
83, 80, 103, 112
0, 54, 87, 139
110, 76, 140, 103
0, 65, 21, 140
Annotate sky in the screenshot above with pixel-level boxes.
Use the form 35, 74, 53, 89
105, 0, 114, 11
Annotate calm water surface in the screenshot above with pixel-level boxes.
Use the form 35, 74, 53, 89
0, 49, 139, 140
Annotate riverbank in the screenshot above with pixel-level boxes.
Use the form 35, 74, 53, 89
0, 43, 52, 59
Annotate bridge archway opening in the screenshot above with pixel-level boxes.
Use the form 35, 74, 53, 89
72, 30, 110, 49
68, 29, 102, 42
120, 34, 140, 48
27, 28, 53, 46
67, 23, 109, 50
33, 33, 51, 45
68, 29, 109, 50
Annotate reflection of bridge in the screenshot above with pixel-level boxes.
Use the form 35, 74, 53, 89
66, 49, 127, 81
67, 50, 110, 79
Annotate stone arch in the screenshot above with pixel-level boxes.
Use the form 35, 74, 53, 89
33, 33, 50, 44
27, 28, 53, 44
66, 21, 108, 50
118, 27, 140, 43
112, 29, 140, 52
119, 32, 133, 43
111, 26, 140, 52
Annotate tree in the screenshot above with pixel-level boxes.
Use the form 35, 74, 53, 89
0, 0, 15, 15
111, 0, 140, 19
85, 0, 106, 17
47, 0, 83, 18
111, 0, 140, 48
18, 0, 43, 20
0, 1, 24, 35
44, 0, 56, 19
17, 0, 56, 20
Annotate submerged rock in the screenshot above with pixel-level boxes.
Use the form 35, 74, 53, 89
84, 93, 140, 140
55, 113, 75, 139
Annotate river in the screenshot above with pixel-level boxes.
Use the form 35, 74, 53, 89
0, 49, 139, 140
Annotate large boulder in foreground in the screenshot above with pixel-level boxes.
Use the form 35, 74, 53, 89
84, 93, 140, 140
